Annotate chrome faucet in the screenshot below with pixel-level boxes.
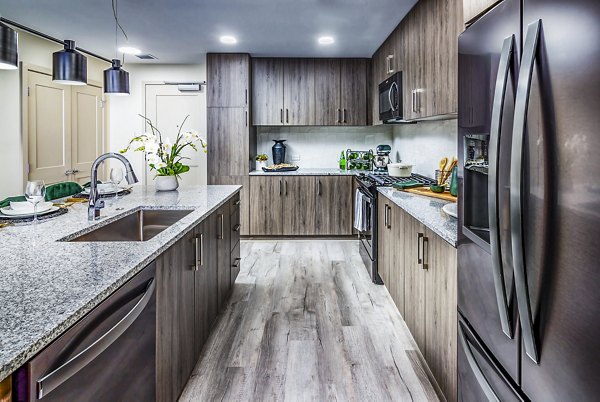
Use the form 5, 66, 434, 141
88, 153, 138, 221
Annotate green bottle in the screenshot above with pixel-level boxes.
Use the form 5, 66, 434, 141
339, 151, 346, 170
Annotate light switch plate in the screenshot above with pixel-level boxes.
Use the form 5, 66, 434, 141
291, 154, 301, 161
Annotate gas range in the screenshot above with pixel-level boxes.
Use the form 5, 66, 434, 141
355, 172, 435, 193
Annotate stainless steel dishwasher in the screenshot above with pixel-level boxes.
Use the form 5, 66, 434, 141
14, 262, 156, 401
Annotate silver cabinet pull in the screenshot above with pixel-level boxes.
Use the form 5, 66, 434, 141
218, 214, 224, 240
488, 35, 517, 339
386, 54, 394, 74
233, 199, 241, 206
232, 257, 242, 268
245, 88, 248, 105
37, 278, 155, 399
458, 320, 501, 402
384, 204, 389, 228
286, 108, 289, 124
337, 108, 341, 123
233, 223, 241, 232
199, 233, 204, 267
280, 108, 283, 123
422, 236, 429, 270
387, 205, 392, 229
317, 180, 322, 196
417, 232, 423, 265
245, 110, 248, 127
279, 179, 282, 196
285, 180, 288, 196
411, 90, 416, 113
510, 19, 541, 364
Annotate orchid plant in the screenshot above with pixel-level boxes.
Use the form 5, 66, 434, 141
120, 115, 207, 177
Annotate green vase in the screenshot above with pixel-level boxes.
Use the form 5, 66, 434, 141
450, 166, 458, 197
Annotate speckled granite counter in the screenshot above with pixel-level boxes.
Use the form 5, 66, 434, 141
249, 168, 360, 176
377, 187, 457, 247
0, 185, 240, 382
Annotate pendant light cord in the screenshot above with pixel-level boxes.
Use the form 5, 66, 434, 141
111, 0, 128, 62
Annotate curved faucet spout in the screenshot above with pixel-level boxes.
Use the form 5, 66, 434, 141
88, 153, 138, 221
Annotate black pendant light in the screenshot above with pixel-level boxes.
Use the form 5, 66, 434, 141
104, 0, 130, 95
0, 20, 18, 70
104, 59, 130, 95
53, 39, 87, 85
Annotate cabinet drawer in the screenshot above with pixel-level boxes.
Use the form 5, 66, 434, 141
231, 242, 241, 288
230, 208, 240, 251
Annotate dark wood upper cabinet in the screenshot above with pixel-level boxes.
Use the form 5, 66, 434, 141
252, 58, 284, 125
314, 58, 342, 126
283, 58, 316, 125
340, 59, 368, 126
207, 53, 250, 108
207, 108, 249, 177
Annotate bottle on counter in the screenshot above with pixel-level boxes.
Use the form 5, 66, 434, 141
339, 151, 346, 170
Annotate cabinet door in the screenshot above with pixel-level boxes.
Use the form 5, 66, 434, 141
207, 53, 249, 108
405, 1, 427, 120
231, 242, 241, 288
207, 108, 249, 177
403, 213, 427, 352
425, 229, 458, 402
283, 176, 317, 235
217, 204, 231, 309
340, 59, 368, 126
314, 59, 341, 125
283, 58, 315, 125
156, 230, 196, 402
377, 196, 392, 289
390, 205, 406, 316
209, 176, 250, 236
249, 176, 283, 235
315, 176, 353, 235
252, 58, 284, 125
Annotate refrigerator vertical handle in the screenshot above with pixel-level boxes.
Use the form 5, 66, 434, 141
458, 321, 501, 402
488, 35, 516, 339
510, 19, 541, 364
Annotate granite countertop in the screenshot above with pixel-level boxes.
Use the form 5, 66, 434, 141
249, 168, 361, 176
0, 185, 240, 382
377, 187, 457, 247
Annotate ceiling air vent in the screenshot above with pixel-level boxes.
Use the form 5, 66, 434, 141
136, 54, 158, 60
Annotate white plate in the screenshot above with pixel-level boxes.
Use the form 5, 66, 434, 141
0, 205, 60, 218
82, 184, 120, 195
442, 203, 457, 219
9, 201, 53, 213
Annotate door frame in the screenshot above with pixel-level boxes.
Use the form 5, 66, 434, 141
21, 63, 110, 188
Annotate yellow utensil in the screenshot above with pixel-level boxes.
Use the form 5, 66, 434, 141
439, 157, 448, 185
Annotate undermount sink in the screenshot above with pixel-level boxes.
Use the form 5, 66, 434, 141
68, 209, 194, 242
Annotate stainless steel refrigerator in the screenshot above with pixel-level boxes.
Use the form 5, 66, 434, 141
458, 0, 600, 400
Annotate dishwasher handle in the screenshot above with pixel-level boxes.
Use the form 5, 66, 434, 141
37, 278, 156, 399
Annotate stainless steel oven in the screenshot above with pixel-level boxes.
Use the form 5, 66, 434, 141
355, 176, 383, 284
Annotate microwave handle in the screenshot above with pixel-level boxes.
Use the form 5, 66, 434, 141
389, 82, 398, 112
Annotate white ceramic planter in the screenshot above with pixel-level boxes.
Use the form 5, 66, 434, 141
155, 175, 179, 191
256, 161, 268, 170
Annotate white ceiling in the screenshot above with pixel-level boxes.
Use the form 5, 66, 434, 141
0, 0, 417, 63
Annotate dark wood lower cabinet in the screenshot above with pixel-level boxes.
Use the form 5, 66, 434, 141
157, 195, 240, 402
249, 175, 353, 236
377, 193, 457, 402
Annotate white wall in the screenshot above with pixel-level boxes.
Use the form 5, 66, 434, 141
257, 126, 393, 168
0, 29, 108, 199
391, 119, 458, 177
107, 62, 206, 185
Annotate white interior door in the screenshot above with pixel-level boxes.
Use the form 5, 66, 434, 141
71, 84, 104, 184
27, 70, 72, 184
144, 84, 206, 187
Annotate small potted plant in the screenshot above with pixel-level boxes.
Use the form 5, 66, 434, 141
255, 154, 269, 170
121, 115, 207, 191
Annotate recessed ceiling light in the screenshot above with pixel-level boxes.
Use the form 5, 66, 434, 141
318, 36, 335, 45
118, 46, 142, 55
220, 36, 237, 44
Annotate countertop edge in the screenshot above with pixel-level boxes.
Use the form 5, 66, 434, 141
0, 186, 241, 382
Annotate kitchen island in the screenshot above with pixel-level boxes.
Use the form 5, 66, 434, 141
0, 185, 241, 383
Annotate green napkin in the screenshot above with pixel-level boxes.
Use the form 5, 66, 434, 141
0, 182, 84, 209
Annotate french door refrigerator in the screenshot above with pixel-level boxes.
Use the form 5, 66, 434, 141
458, 0, 600, 401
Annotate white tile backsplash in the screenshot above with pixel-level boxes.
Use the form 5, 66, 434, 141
391, 119, 458, 177
257, 126, 393, 168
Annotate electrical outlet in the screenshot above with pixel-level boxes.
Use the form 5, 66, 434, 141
291, 154, 301, 161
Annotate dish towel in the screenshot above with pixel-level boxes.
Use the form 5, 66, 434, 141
353, 189, 368, 232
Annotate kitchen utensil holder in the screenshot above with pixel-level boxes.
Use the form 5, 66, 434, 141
345, 149, 374, 171
435, 169, 453, 188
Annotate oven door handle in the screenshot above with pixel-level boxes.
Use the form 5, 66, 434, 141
37, 278, 156, 399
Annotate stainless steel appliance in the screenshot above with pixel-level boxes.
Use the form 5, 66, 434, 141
355, 172, 435, 284
378, 71, 403, 122
458, 0, 600, 400
14, 262, 156, 401
373, 145, 392, 173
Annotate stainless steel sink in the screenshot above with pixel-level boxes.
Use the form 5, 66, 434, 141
68, 209, 194, 242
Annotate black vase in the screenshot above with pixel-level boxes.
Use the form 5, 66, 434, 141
272, 140, 287, 165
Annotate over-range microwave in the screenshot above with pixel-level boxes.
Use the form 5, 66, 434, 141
379, 71, 403, 122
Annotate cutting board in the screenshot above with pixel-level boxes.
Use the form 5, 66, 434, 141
401, 187, 458, 202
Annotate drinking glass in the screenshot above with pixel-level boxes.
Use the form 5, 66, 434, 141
25, 180, 46, 224
110, 167, 124, 202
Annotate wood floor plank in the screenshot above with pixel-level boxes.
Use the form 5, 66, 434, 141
180, 240, 440, 402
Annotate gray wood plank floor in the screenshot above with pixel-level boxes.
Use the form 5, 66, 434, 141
180, 240, 440, 402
